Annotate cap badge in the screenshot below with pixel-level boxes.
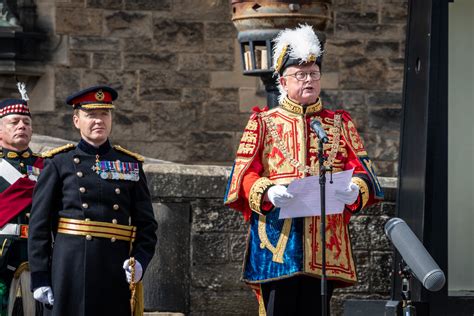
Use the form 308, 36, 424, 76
95, 90, 105, 101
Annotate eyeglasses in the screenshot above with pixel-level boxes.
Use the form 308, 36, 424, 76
284, 71, 321, 81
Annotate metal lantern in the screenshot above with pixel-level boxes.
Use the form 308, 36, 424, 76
231, 0, 332, 107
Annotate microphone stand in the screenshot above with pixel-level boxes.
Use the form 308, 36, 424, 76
399, 260, 417, 316
318, 137, 331, 316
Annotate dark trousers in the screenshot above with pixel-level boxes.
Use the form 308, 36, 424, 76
261, 275, 334, 316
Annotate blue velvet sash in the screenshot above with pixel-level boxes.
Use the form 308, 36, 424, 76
243, 208, 304, 282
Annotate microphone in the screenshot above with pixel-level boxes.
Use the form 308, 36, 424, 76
384, 217, 446, 292
310, 120, 329, 143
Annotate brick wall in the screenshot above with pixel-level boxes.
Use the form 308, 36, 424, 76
6, 0, 406, 177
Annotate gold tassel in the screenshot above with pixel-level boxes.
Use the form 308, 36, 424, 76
129, 257, 136, 316
133, 282, 144, 316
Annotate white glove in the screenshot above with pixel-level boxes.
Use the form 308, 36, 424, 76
335, 182, 360, 205
266, 185, 294, 208
123, 259, 143, 284
33, 286, 54, 305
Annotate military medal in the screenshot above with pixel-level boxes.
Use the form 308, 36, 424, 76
94, 157, 140, 181
27, 165, 41, 181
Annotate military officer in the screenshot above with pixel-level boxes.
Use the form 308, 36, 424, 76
28, 85, 157, 316
224, 25, 384, 315
0, 97, 43, 316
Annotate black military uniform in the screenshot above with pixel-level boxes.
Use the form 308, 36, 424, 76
27, 86, 157, 316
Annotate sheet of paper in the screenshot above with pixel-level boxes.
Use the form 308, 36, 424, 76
0, 158, 23, 185
278, 168, 354, 219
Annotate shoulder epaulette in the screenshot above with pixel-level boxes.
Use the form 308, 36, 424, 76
113, 145, 144, 162
41, 144, 76, 158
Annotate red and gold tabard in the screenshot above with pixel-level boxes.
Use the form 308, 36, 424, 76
224, 97, 383, 288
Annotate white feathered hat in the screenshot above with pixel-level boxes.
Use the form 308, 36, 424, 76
273, 24, 323, 75
272, 24, 324, 102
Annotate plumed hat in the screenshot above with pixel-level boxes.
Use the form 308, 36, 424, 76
272, 24, 324, 103
273, 24, 323, 75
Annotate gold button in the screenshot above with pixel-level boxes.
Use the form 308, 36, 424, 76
111, 237, 116, 242
79, 187, 86, 193
86, 235, 92, 240
85, 218, 91, 222
76, 171, 83, 178
115, 188, 121, 194
112, 219, 118, 224
113, 204, 119, 210
82, 203, 89, 209
20, 162, 25, 167
74, 157, 80, 164
26, 213, 30, 218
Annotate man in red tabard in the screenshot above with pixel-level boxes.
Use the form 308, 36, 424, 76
224, 25, 383, 315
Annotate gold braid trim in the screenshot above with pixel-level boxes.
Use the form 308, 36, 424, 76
262, 112, 342, 175
41, 144, 75, 158
114, 145, 145, 162
280, 97, 322, 115
323, 114, 342, 168
78, 103, 115, 109
249, 177, 274, 214
352, 177, 370, 208
258, 215, 292, 263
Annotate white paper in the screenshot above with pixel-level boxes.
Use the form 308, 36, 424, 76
278, 168, 354, 219
0, 158, 23, 184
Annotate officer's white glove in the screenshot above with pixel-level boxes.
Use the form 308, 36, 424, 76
123, 259, 143, 284
335, 182, 360, 205
266, 185, 294, 208
33, 286, 54, 305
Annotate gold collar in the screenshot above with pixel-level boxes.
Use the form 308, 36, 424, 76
2, 150, 31, 159
280, 97, 323, 115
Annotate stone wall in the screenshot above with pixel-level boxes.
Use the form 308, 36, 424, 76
143, 163, 397, 316
0, 0, 406, 177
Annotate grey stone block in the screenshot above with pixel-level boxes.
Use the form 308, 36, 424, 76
153, 19, 204, 53
124, 52, 177, 70
344, 299, 388, 316
92, 52, 121, 69
192, 232, 229, 265
369, 215, 392, 250
369, 107, 402, 131
124, 0, 171, 11
189, 289, 257, 316
143, 202, 191, 313
70, 36, 121, 51
56, 8, 103, 36
86, 0, 122, 9
336, 11, 378, 24
191, 199, 247, 233
144, 164, 229, 199
370, 251, 393, 292
191, 262, 246, 291
349, 215, 371, 250
105, 11, 153, 38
